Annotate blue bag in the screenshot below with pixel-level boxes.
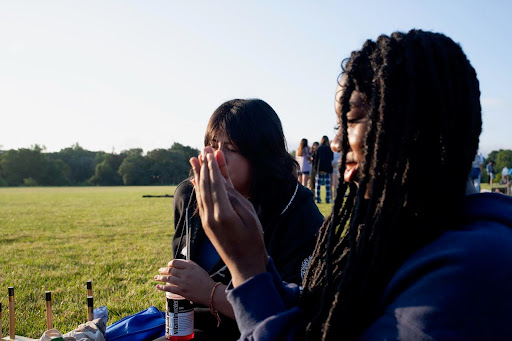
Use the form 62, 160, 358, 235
105, 306, 165, 341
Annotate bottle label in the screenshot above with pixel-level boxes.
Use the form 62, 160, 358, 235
165, 298, 194, 337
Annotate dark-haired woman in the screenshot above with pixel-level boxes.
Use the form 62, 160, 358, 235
189, 30, 512, 340
155, 99, 323, 340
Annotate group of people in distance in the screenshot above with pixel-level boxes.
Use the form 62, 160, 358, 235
470, 153, 510, 193
155, 29, 512, 340
296, 136, 342, 204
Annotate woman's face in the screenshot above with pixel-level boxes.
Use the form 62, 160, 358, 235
333, 82, 370, 193
209, 132, 252, 198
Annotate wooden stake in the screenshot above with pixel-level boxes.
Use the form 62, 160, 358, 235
8, 287, 15, 341
0, 302, 3, 340
86, 281, 93, 297
45, 291, 53, 331
87, 296, 94, 322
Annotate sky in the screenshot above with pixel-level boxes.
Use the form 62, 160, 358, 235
1, 1, 511, 157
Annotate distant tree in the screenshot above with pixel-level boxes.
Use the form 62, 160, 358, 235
23, 177, 38, 186
40, 159, 70, 185
87, 152, 123, 185
0, 145, 71, 186
0, 142, 199, 186
118, 149, 151, 185
495, 150, 512, 170
0, 145, 47, 185
121, 148, 144, 158
146, 149, 174, 184
49, 143, 96, 184
167, 143, 200, 184
89, 159, 122, 186
492, 149, 512, 183
94, 151, 126, 175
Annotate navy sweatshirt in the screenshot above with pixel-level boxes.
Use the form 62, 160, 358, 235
227, 192, 512, 340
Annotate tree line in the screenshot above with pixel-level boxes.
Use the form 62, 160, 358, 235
0, 144, 511, 187
0, 143, 199, 186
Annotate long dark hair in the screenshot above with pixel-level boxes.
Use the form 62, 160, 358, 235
204, 99, 299, 220
301, 29, 482, 340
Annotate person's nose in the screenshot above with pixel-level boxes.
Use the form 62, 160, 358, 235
331, 129, 342, 153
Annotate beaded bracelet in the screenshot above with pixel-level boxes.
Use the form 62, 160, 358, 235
209, 282, 222, 327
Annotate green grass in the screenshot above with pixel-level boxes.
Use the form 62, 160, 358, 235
0, 186, 175, 339
0, 186, 332, 339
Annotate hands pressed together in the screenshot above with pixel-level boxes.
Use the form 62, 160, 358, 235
155, 147, 268, 313
189, 147, 268, 287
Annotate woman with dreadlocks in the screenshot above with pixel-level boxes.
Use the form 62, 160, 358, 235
190, 29, 512, 340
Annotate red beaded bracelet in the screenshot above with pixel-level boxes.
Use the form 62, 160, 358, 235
209, 282, 222, 327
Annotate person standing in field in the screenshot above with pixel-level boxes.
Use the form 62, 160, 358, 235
470, 151, 484, 192
313, 136, 333, 203
487, 160, 495, 184
296, 138, 312, 187
501, 166, 509, 185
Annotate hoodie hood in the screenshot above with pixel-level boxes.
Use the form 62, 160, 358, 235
463, 192, 512, 228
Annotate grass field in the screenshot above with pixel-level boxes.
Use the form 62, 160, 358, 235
0, 186, 332, 339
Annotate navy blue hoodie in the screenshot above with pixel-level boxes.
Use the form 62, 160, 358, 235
227, 193, 512, 340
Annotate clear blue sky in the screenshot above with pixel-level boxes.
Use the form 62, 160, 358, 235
1, 1, 510, 157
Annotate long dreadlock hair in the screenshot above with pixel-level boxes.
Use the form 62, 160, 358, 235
301, 29, 482, 340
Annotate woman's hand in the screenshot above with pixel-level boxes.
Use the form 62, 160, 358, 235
155, 259, 215, 306
190, 147, 268, 287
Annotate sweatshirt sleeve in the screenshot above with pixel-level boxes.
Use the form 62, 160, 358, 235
226, 258, 305, 341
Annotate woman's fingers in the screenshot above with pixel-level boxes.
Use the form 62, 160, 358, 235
154, 274, 181, 284
207, 153, 232, 214
167, 259, 189, 269
190, 156, 203, 213
198, 153, 214, 225
227, 190, 268, 265
215, 149, 234, 187
191, 147, 267, 286
158, 266, 180, 276
154, 259, 216, 304
155, 283, 183, 296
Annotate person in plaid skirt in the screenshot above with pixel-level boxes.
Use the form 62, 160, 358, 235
314, 135, 334, 203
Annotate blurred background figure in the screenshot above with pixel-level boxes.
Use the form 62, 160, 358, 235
313, 135, 333, 203
501, 166, 509, 185
296, 138, 312, 187
309, 141, 319, 192
487, 160, 495, 185
470, 151, 484, 192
